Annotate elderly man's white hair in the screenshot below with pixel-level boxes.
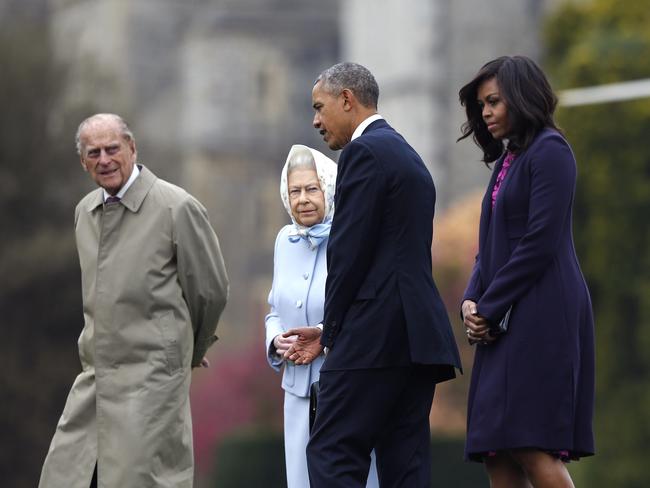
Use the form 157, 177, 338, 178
75, 113, 135, 155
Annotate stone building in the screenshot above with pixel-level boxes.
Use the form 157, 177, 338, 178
1, 1, 569, 485
342, 0, 562, 207
44, 0, 563, 343
48, 0, 339, 336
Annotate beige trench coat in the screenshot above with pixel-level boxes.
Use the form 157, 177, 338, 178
39, 166, 228, 488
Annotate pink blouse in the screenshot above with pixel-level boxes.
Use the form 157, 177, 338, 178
491, 151, 516, 209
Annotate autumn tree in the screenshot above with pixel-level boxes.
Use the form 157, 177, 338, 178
545, 1, 650, 486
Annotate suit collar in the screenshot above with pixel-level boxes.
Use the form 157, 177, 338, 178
363, 118, 390, 134
351, 114, 384, 140
85, 164, 157, 213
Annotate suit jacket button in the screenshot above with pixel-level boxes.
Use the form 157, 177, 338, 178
303, 273, 309, 280
296, 300, 303, 308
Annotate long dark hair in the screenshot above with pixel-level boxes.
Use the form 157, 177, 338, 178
458, 56, 560, 164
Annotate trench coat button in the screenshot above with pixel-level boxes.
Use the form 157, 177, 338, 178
303, 273, 309, 280
296, 300, 303, 308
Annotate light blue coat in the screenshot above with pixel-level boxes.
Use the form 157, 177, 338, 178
265, 225, 326, 397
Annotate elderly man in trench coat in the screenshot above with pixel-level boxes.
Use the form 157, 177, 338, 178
38, 113, 229, 488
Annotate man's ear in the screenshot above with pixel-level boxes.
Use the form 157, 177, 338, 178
341, 88, 355, 112
128, 139, 137, 162
80, 156, 88, 172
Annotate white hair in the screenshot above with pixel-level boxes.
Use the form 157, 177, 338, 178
75, 113, 135, 155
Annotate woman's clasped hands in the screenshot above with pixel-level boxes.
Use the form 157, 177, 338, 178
461, 300, 497, 346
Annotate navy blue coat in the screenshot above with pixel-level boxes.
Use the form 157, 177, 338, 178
321, 119, 461, 379
463, 129, 595, 460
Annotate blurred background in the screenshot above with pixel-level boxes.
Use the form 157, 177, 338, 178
1, 0, 648, 486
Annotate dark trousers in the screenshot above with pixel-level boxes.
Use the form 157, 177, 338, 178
307, 366, 436, 488
89, 464, 97, 488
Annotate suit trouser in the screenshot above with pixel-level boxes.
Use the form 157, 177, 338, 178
283, 391, 379, 488
307, 366, 436, 488
89, 464, 97, 488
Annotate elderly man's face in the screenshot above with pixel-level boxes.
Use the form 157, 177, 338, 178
79, 119, 136, 195
312, 80, 351, 151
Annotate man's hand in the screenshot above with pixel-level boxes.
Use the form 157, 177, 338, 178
282, 327, 323, 365
273, 334, 297, 357
461, 300, 496, 345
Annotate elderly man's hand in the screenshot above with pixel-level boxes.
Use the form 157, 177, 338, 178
283, 327, 323, 365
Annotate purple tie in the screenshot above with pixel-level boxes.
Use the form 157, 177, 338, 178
105, 196, 120, 205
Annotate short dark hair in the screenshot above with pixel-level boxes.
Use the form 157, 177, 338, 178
316, 62, 379, 109
458, 56, 560, 163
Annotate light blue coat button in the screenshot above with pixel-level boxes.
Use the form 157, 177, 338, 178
303, 273, 309, 280
296, 300, 303, 308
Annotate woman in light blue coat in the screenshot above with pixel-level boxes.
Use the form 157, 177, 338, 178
266, 145, 378, 488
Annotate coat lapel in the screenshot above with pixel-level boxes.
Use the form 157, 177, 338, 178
83, 165, 157, 214
120, 165, 157, 213
478, 154, 505, 253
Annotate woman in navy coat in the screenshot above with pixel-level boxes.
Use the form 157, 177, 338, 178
458, 56, 595, 487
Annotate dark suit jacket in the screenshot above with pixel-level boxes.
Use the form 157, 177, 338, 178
321, 119, 461, 379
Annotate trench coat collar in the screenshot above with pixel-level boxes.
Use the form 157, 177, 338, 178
85, 165, 157, 213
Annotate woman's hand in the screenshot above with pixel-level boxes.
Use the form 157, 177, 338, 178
273, 334, 297, 357
462, 300, 497, 345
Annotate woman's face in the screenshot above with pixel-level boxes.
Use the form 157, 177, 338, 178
287, 167, 325, 227
477, 77, 510, 140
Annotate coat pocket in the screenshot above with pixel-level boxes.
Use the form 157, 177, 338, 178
282, 361, 296, 388
506, 215, 528, 252
157, 312, 183, 375
354, 280, 377, 301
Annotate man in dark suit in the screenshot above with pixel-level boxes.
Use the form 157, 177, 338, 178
284, 62, 461, 487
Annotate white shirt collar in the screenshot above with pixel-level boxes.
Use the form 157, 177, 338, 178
103, 164, 140, 202
351, 114, 383, 141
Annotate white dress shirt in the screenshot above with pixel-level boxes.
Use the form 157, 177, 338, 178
351, 114, 384, 141
102, 164, 140, 202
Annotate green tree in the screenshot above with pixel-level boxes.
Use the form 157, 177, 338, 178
545, 2, 650, 487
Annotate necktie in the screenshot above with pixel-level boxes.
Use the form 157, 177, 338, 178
105, 196, 121, 205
